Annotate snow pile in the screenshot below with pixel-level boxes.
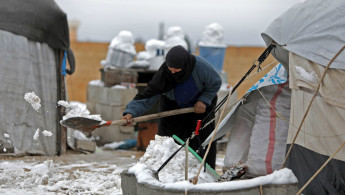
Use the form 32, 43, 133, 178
199, 23, 226, 47
0, 160, 125, 194
108, 31, 136, 55
129, 136, 298, 191
58, 100, 103, 122
295, 66, 318, 84
129, 135, 215, 185
145, 39, 166, 59
164, 26, 188, 52
24, 91, 41, 111
100, 30, 136, 68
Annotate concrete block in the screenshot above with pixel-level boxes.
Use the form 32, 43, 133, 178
86, 101, 95, 114
94, 103, 124, 121
107, 87, 138, 106
93, 125, 135, 146
97, 86, 109, 105
75, 139, 96, 152
87, 84, 100, 102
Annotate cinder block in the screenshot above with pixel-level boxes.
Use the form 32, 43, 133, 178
107, 87, 138, 106
86, 101, 95, 114
93, 125, 135, 145
97, 86, 109, 105
94, 103, 124, 121
87, 83, 100, 102
75, 139, 96, 152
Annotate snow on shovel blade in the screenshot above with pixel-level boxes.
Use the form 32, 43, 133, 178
60, 117, 104, 133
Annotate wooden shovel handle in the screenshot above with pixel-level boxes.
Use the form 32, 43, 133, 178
110, 107, 194, 126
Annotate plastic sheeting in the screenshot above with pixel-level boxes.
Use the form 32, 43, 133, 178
262, 0, 345, 70
0, 30, 58, 155
223, 84, 291, 177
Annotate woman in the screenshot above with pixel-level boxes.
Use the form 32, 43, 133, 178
122, 45, 222, 168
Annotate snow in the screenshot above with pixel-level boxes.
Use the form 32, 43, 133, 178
295, 65, 318, 84
103, 141, 126, 150
0, 156, 128, 194
199, 23, 226, 47
129, 135, 298, 191
129, 135, 216, 185
108, 31, 136, 55
33, 128, 40, 140
24, 91, 41, 112
42, 130, 53, 137
164, 26, 188, 51
145, 39, 166, 58
88, 80, 104, 87
58, 101, 103, 122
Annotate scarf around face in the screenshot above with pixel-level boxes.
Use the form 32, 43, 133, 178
134, 45, 196, 100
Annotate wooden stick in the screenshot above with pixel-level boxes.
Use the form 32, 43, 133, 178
191, 88, 233, 184
111, 107, 194, 126
297, 140, 345, 195
185, 138, 189, 180
283, 45, 345, 168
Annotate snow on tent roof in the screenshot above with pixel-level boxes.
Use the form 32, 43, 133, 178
261, 0, 345, 70
0, 0, 70, 51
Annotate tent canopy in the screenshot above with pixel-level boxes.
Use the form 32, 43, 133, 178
262, 0, 345, 70
0, 0, 69, 51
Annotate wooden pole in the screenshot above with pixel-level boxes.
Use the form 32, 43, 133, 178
191, 88, 233, 184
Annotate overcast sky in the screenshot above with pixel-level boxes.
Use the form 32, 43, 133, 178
55, 0, 302, 47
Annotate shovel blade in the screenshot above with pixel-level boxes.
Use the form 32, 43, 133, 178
60, 117, 103, 133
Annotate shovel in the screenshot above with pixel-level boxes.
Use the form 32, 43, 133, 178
60, 107, 194, 133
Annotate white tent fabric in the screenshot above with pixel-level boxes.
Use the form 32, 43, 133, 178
0, 30, 58, 155
262, 0, 345, 70
288, 52, 345, 161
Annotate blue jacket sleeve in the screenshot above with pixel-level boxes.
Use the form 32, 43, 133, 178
193, 56, 222, 106
123, 95, 159, 117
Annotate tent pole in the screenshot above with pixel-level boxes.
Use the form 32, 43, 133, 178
282, 45, 345, 167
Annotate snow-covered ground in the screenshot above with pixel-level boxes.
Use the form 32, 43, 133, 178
0, 149, 143, 194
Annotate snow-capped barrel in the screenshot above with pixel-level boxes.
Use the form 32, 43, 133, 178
198, 23, 227, 73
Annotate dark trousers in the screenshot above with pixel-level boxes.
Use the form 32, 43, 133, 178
157, 95, 217, 169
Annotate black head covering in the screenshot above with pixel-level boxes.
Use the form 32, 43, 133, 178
134, 45, 196, 100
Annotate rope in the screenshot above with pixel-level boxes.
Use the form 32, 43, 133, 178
199, 44, 276, 129
282, 45, 345, 168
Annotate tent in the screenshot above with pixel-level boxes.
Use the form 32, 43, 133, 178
204, 0, 344, 194
262, 0, 345, 194
0, 0, 75, 155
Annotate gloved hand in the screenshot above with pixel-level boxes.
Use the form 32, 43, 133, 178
194, 101, 206, 113
122, 113, 133, 126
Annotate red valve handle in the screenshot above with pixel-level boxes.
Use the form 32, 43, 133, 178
194, 120, 202, 135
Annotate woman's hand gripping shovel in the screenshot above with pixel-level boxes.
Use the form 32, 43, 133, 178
152, 120, 202, 180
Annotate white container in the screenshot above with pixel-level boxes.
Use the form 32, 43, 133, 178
101, 48, 135, 68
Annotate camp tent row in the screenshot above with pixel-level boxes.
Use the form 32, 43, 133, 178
0, 0, 75, 155
204, 0, 345, 194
